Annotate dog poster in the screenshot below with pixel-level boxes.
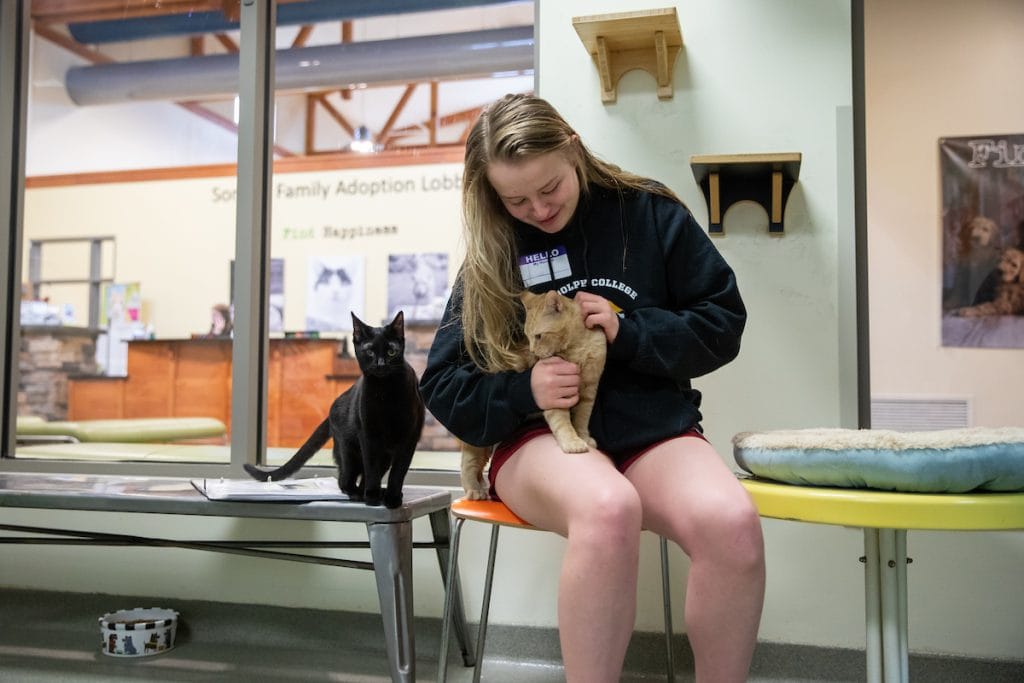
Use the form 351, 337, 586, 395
940, 134, 1024, 348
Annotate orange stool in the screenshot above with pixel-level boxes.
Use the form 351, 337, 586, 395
438, 498, 677, 682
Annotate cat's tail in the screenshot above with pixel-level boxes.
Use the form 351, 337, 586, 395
242, 419, 331, 482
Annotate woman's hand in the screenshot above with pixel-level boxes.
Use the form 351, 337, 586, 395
574, 291, 619, 343
530, 356, 580, 410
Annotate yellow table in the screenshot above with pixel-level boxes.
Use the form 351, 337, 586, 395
739, 477, 1024, 683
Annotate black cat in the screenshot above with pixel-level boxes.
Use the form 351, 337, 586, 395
244, 311, 424, 508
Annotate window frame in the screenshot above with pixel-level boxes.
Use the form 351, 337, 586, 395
0, 0, 279, 478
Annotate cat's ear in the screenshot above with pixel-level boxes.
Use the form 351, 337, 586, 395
543, 290, 563, 312
389, 310, 405, 336
351, 313, 370, 342
518, 290, 536, 305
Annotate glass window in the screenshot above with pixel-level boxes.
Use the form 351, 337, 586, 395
15, 1, 246, 470
4, 2, 535, 474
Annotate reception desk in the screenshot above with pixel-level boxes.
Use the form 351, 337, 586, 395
67, 338, 360, 448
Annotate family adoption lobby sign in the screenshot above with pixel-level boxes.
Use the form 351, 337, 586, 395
209, 166, 463, 243
208, 162, 464, 332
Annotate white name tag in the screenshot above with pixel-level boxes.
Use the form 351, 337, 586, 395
519, 246, 571, 286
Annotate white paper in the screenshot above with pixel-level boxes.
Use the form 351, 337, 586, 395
191, 477, 349, 502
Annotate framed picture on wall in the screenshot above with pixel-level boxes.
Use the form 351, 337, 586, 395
306, 254, 365, 332
939, 134, 1024, 348
386, 253, 450, 323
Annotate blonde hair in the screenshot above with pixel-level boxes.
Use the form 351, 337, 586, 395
459, 93, 679, 371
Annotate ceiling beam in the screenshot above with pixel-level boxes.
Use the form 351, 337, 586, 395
458, 107, 482, 144
33, 22, 114, 64
33, 22, 294, 158
291, 25, 314, 49
30, 0, 306, 25
213, 33, 239, 53
378, 84, 418, 145
32, 1, 228, 25
304, 93, 317, 156
314, 94, 357, 139
428, 81, 439, 147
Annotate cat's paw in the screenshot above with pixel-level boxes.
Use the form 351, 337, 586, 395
340, 482, 363, 501
556, 435, 590, 453
462, 474, 489, 500
464, 487, 490, 500
363, 487, 383, 506
383, 491, 403, 509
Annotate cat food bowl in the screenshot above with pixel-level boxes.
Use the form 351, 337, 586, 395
99, 607, 178, 657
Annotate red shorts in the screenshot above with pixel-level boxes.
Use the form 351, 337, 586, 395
486, 423, 707, 500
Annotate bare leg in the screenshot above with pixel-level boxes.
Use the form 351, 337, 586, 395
495, 434, 642, 683
625, 436, 765, 683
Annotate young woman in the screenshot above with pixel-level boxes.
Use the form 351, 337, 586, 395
420, 94, 765, 682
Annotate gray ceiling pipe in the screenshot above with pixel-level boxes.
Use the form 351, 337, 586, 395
68, 0, 526, 44
66, 26, 533, 106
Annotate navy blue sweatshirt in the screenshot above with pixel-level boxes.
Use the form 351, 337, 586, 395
420, 185, 746, 459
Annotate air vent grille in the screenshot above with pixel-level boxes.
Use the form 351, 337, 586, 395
870, 397, 970, 431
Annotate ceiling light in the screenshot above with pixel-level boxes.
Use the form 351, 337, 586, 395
349, 125, 377, 153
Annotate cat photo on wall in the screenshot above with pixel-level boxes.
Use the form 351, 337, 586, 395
306, 254, 365, 332
386, 252, 449, 322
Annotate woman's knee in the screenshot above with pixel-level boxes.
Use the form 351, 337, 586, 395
570, 481, 643, 542
691, 492, 764, 570
727, 498, 765, 569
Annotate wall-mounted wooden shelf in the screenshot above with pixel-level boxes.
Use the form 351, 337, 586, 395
689, 153, 802, 235
572, 7, 683, 104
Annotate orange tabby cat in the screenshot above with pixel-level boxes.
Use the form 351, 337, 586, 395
460, 290, 607, 499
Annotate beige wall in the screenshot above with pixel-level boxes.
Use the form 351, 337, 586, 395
24, 164, 464, 339
864, 0, 1024, 655
863, 0, 1024, 658
865, 0, 1024, 426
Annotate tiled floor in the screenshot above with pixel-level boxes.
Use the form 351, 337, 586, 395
1, 589, 1021, 682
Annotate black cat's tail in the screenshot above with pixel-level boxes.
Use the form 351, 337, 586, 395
242, 419, 332, 482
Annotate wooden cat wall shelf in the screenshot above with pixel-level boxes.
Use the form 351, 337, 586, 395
572, 7, 683, 104
689, 153, 802, 235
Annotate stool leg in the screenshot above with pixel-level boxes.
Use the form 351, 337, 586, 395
895, 530, 909, 682
438, 516, 466, 683
472, 524, 501, 683
863, 529, 882, 683
660, 535, 675, 682
879, 529, 901, 682
430, 509, 474, 666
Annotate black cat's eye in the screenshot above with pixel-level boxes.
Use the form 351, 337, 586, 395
387, 348, 398, 357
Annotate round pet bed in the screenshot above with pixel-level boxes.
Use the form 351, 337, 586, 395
732, 426, 1024, 493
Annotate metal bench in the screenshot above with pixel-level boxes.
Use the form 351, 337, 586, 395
0, 472, 474, 683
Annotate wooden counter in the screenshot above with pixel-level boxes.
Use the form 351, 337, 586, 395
68, 338, 360, 448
